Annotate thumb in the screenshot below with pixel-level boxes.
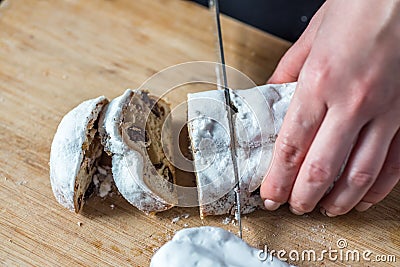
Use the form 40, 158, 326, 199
267, 38, 311, 84
268, 3, 326, 84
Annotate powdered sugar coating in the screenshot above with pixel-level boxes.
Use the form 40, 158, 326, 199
188, 83, 296, 216
151, 226, 293, 267
50, 96, 107, 211
100, 89, 174, 213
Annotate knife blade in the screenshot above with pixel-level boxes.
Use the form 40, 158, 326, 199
209, 0, 242, 239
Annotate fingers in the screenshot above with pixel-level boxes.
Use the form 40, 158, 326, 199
288, 107, 364, 215
260, 82, 327, 209
355, 128, 400, 211
268, 3, 326, 84
320, 118, 398, 216
267, 40, 310, 84
262, 2, 330, 211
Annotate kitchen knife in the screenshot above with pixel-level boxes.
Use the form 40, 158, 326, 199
209, 0, 243, 239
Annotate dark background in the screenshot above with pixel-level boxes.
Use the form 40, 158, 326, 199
0, 0, 324, 42
193, 0, 325, 42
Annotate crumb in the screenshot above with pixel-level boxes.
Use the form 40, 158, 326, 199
77, 222, 83, 227
4, 176, 7, 181
8, 239, 12, 243
97, 166, 107, 176
171, 217, 180, 224
110, 204, 115, 209
183, 223, 189, 228
234, 211, 240, 221
181, 213, 190, 219
93, 174, 99, 186
243, 226, 249, 231
17, 180, 27, 186
98, 175, 112, 198
222, 217, 231, 225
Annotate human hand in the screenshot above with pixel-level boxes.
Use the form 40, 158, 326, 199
260, 0, 400, 216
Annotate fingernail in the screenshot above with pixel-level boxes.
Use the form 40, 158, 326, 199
320, 207, 337, 217
263, 199, 281, 211
326, 212, 337, 217
289, 206, 305, 216
355, 202, 373, 212
320, 207, 326, 216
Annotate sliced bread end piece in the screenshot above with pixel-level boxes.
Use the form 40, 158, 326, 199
50, 96, 109, 213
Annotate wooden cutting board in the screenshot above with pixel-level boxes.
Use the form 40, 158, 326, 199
0, 0, 398, 266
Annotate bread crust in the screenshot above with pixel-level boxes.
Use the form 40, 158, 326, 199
50, 96, 109, 212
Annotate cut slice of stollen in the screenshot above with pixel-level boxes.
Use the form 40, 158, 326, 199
99, 89, 177, 214
50, 96, 109, 213
187, 83, 296, 217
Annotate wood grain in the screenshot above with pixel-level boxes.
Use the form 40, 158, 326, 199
0, 0, 398, 266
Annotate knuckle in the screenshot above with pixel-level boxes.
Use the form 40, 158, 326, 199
275, 137, 305, 169
346, 76, 381, 114
348, 170, 376, 188
269, 182, 292, 196
347, 92, 374, 115
289, 199, 314, 213
304, 161, 333, 186
301, 57, 333, 92
261, 180, 292, 203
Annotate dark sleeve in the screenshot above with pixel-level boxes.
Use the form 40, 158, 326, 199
192, 0, 325, 42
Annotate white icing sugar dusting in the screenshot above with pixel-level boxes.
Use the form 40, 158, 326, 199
171, 213, 191, 224
222, 217, 232, 225
188, 90, 236, 208
50, 96, 107, 211
171, 216, 180, 224
188, 83, 296, 216
234, 83, 296, 192
100, 89, 173, 213
150, 226, 294, 267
